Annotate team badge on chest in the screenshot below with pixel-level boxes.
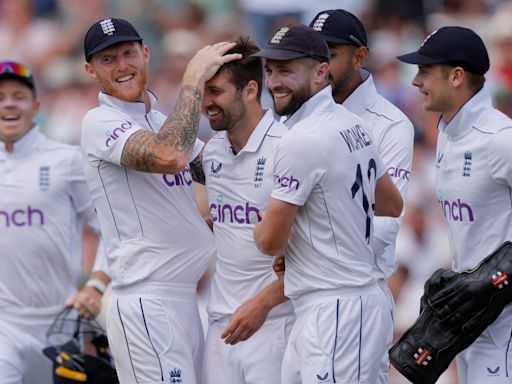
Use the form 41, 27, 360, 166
462, 151, 472, 177
254, 157, 266, 188
39, 166, 50, 190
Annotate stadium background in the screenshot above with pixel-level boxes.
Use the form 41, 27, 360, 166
3, 0, 512, 382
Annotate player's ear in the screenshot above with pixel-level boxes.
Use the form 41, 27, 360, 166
85, 62, 97, 80
244, 80, 259, 101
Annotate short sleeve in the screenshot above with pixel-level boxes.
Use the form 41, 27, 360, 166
270, 133, 325, 206
82, 108, 143, 166
488, 127, 512, 186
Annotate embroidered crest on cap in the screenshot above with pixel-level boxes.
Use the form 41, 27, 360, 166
270, 27, 289, 44
311, 13, 330, 32
421, 29, 439, 47
99, 19, 116, 36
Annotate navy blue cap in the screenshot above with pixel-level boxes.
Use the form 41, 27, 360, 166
396, 26, 489, 75
309, 9, 367, 47
253, 24, 329, 62
84, 18, 142, 62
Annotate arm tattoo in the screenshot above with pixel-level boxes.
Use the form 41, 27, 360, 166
121, 130, 158, 172
158, 85, 202, 151
121, 85, 203, 172
189, 150, 205, 184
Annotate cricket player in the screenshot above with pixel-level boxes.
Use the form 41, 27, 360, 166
253, 25, 403, 383
197, 36, 295, 384
81, 18, 241, 384
397, 26, 512, 384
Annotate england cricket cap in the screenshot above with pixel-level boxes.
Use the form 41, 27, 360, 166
309, 9, 367, 47
0, 61, 35, 92
396, 26, 489, 75
84, 18, 142, 62
253, 24, 330, 62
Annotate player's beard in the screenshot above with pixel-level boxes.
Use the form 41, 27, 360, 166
209, 97, 246, 132
330, 71, 352, 101
100, 69, 148, 102
271, 84, 312, 117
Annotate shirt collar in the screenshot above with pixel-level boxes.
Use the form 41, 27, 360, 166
343, 69, 379, 115
0, 125, 44, 157
239, 109, 276, 154
438, 87, 492, 139
283, 85, 335, 129
98, 90, 157, 118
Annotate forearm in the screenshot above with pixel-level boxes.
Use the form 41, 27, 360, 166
256, 276, 288, 311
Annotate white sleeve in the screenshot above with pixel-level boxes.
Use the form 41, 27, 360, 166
189, 139, 204, 162
488, 127, 512, 186
82, 108, 143, 166
270, 134, 325, 206
372, 119, 414, 256
92, 238, 110, 275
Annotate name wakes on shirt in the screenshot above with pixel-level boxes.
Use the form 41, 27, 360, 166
339, 124, 373, 153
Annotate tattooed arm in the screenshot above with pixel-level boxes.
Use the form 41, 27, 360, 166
189, 150, 205, 184
120, 42, 242, 174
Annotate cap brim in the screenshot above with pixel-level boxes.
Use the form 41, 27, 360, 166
252, 47, 308, 60
0, 73, 35, 90
396, 51, 444, 65
87, 36, 143, 60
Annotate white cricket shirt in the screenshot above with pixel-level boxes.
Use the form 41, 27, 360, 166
274, 86, 385, 300
343, 69, 414, 281
436, 87, 512, 271
0, 127, 96, 309
203, 110, 293, 320
81, 92, 214, 287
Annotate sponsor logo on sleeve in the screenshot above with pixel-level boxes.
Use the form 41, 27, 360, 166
387, 166, 410, 181
274, 174, 300, 190
105, 121, 134, 148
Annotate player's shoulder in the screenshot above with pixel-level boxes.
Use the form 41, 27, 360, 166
367, 95, 413, 127
266, 119, 288, 139
474, 107, 512, 134
203, 131, 226, 155
82, 104, 131, 126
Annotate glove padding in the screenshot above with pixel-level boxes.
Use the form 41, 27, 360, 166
389, 241, 512, 384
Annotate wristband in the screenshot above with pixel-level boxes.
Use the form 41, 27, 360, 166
85, 278, 107, 294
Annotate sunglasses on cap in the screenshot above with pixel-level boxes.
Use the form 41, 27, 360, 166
0, 61, 35, 90
0, 61, 32, 78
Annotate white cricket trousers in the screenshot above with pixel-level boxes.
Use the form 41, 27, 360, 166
108, 282, 204, 384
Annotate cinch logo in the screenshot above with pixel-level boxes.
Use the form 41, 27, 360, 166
105, 121, 133, 147
210, 202, 261, 224
439, 198, 474, 222
163, 167, 192, 187
274, 174, 300, 190
387, 166, 410, 181
0, 206, 44, 227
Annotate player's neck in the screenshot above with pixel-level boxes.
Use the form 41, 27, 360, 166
333, 72, 363, 104
228, 107, 265, 154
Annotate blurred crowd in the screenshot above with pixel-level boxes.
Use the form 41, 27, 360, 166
3, 1, 512, 382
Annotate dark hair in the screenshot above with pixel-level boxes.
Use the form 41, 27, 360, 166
218, 36, 263, 101
465, 72, 486, 93
442, 64, 486, 93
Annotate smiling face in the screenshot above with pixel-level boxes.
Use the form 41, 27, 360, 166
412, 64, 454, 114
264, 58, 317, 117
85, 41, 149, 102
0, 78, 39, 146
202, 70, 247, 133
